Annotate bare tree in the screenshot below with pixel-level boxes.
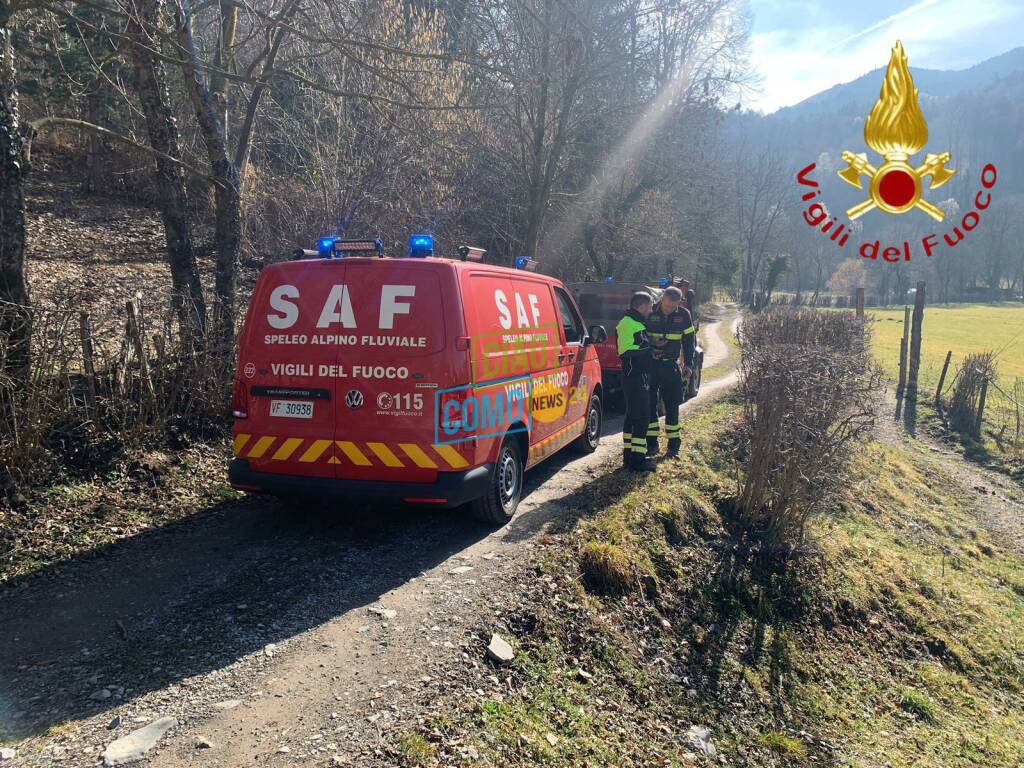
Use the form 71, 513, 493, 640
733, 142, 785, 305
126, 0, 207, 338
0, 0, 31, 381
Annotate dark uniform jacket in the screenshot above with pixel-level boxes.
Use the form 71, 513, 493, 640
615, 309, 652, 377
646, 301, 696, 368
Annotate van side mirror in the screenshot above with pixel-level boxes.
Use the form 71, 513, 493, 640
587, 325, 608, 344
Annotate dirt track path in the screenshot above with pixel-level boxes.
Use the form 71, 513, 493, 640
1, 306, 740, 767
873, 391, 1024, 557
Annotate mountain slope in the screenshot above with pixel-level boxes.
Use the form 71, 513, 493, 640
777, 45, 1024, 118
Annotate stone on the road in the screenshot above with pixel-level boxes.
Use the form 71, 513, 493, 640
195, 736, 214, 749
102, 716, 177, 766
449, 565, 474, 575
0, 748, 17, 762
212, 699, 241, 710
90, 688, 112, 700
486, 634, 514, 664
686, 725, 717, 757
368, 606, 397, 620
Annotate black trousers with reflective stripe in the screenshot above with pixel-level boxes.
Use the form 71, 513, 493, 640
649, 361, 683, 446
623, 372, 650, 455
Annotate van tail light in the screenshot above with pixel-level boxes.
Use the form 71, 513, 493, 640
439, 387, 474, 433
231, 377, 249, 419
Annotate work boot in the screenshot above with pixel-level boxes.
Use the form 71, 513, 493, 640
666, 439, 681, 458
627, 452, 656, 472
646, 439, 660, 457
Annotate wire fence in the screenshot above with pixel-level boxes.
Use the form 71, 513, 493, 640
0, 288, 234, 492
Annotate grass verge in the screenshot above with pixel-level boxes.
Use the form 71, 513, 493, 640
397, 392, 1024, 767
867, 302, 1024, 478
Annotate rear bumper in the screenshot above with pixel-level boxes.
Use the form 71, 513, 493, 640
228, 458, 492, 508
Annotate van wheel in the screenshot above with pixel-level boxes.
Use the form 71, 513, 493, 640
470, 436, 523, 525
572, 394, 602, 453
687, 353, 703, 399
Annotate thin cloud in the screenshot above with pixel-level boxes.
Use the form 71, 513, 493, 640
825, 0, 941, 52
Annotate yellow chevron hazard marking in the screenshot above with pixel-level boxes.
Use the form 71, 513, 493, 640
233, 433, 251, 456
247, 436, 276, 458
367, 442, 404, 467
328, 456, 341, 465
271, 437, 304, 461
337, 441, 372, 466
433, 444, 469, 469
298, 439, 332, 463
399, 443, 438, 469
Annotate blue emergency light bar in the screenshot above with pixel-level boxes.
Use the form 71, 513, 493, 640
318, 237, 336, 256
409, 234, 434, 258
514, 257, 538, 272
314, 237, 383, 258
330, 238, 383, 257
603, 276, 614, 283
658, 277, 669, 288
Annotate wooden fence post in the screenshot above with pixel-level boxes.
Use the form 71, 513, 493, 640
935, 350, 952, 411
895, 305, 910, 418
856, 287, 865, 316
906, 282, 926, 405
975, 377, 988, 438
79, 311, 97, 415
125, 300, 154, 401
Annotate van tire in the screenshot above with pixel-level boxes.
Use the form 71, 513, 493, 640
686, 351, 703, 399
572, 394, 602, 453
470, 436, 523, 525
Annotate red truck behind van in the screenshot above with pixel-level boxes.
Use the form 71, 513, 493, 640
229, 240, 606, 524
570, 280, 704, 398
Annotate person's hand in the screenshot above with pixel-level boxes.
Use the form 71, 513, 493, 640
652, 350, 663, 360
654, 338, 667, 347
682, 366, 693, 378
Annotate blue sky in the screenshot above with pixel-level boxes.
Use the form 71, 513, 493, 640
745, 0, 1024, 112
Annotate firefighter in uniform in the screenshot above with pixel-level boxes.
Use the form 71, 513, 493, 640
615, 292, 655, 472
645, 286, 696, 458
678, 279, 698, 326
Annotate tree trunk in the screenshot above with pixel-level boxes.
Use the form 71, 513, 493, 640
522, 0, 553, 260
0, 21, 30, 382
175, 0, 241, 349
127, 0, 207, 341
82, 82, 106, 194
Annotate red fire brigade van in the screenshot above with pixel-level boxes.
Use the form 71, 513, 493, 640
570, 280, 703, 398
229, 237, 606, 524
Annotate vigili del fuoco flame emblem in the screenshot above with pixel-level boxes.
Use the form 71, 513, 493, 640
837, 41, 955, 221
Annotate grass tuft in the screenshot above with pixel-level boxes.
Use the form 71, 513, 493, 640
759, 730, 808, 758
396, 732, 434, 765
579, 541, 634, 596
899, 688, 939, 723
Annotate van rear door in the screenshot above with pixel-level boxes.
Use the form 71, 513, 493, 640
234, 261, 345, 480
330, 259, 468, 483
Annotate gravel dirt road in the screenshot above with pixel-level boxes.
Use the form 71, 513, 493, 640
0, 305, 740, 767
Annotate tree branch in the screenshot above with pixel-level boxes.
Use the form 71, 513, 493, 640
30, 117, 215, 183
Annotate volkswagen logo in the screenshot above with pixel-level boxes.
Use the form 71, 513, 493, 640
345, 389, 364, 409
